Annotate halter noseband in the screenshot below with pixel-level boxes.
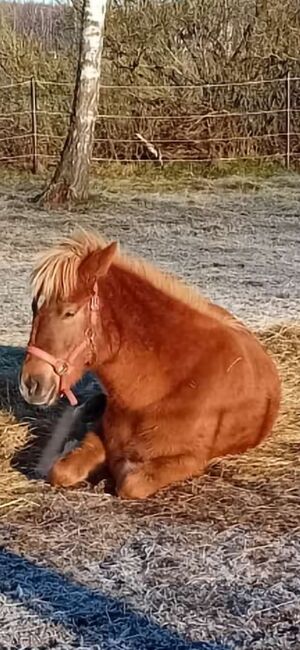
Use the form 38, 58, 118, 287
27, 282, 100, 406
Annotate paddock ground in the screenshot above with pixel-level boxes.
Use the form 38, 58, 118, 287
0, 173, 299, 649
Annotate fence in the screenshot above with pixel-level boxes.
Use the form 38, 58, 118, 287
0, 75, 299, 171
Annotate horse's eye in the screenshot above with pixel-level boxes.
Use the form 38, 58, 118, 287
63, 310, 76, 319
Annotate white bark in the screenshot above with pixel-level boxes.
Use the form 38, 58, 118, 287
38, 0, 108, 204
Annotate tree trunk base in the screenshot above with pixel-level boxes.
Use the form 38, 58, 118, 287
32, 180, 89, 207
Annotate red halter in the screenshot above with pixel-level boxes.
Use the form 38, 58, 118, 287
27, 283, 100, 406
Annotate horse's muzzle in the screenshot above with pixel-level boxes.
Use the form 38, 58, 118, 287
19, 372, 58, 407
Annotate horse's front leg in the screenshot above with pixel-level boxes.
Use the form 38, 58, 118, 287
48, 430, 106, 487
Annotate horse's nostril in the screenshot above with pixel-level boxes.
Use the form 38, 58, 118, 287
25, 376, 39, 396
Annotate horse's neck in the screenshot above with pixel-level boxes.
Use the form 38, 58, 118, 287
101, 263, 175, 343
95, 264, 187, 408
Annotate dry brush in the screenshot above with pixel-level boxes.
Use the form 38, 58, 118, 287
0, 0, 299, 167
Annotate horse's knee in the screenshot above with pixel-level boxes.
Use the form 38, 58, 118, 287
48, 456, 80, 488
48, 449, 90, 488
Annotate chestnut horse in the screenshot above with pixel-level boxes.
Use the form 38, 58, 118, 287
20, 231, 281, 499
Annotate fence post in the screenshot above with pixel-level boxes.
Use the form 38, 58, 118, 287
30, 77, 38, 174
286, 72, 291, 170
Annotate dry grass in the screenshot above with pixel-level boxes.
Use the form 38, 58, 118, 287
0, 162, 291, 197
0, 413, 31, 514
1, 0, 300, 167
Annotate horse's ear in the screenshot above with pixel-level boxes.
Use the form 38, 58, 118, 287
78, 242, 118, 287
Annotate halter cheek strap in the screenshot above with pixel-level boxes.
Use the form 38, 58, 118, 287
27, 282, 100, 406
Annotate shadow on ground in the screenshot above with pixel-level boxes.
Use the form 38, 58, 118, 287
0, 345, 106, 481
0, 548, 226, 650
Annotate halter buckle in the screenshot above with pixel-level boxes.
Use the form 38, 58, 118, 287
54, 360, 69, 376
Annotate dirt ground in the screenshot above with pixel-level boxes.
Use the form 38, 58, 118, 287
0, 173, 299, 650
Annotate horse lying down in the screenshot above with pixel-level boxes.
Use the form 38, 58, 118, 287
20, 230, 281, 499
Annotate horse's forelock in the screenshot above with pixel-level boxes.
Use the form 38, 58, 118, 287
30, 230, 107, 303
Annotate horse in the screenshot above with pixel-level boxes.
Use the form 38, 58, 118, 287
19, 230, 281, 499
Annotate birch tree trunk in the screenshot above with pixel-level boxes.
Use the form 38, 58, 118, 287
37, 0, 108, 205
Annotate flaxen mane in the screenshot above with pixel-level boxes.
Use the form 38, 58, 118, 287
31, 229, 241, 329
